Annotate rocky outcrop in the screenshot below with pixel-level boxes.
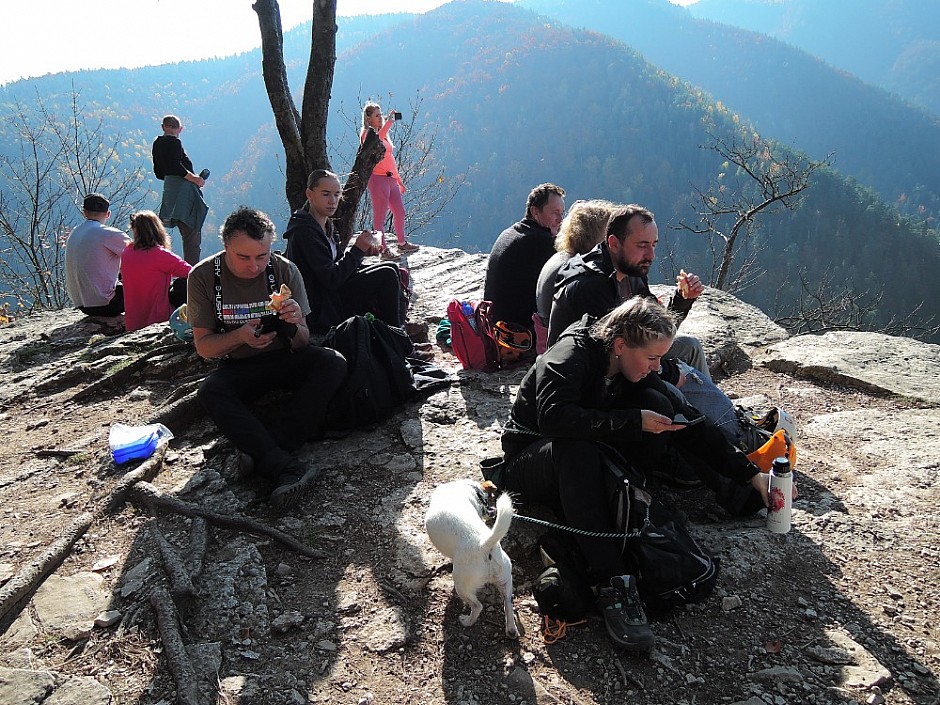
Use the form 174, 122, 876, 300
1, 246, 938, 705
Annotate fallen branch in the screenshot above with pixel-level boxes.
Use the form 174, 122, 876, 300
185, 517, 209, 581
149, 586, 200, 705
129, 481, 326, 559
32, 448, 82, 458
148, 390, 203, 433
101, 439, 171, 515
0, 512, 94, 623
148, 523, 197, 600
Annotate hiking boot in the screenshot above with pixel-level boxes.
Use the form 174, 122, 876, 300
379, 247, 399, 261
269, 460, 320, 509
397, 240, 420, 253
596, 575, 654, 652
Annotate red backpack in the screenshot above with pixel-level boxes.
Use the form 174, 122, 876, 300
447, 299, 500, 372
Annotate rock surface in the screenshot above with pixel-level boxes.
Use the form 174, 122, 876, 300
0, 246, 938, 705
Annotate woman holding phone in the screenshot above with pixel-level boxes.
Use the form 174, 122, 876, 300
361, 101, 419, 259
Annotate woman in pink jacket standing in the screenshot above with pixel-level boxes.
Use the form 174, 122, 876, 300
361, 102, 420, 259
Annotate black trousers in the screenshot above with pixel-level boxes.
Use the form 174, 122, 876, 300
197, 346, 347, 478
78, 282, 125, 317
339, 262, 403, 328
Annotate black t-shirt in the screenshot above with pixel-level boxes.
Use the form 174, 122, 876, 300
152, 134, 193, 180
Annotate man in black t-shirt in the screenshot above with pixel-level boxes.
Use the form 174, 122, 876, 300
152, 114, 208, 264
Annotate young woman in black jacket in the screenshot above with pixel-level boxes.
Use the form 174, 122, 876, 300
500, 296, 776, 650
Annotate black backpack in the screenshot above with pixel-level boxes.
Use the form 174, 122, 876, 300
600, 445, 720, 615
322, 315, 416, 429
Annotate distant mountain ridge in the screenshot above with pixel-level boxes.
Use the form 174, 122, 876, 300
517, 0, 940, 225
689, 0, 940, 115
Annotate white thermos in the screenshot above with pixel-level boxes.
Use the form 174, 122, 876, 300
766, 456, 793, 533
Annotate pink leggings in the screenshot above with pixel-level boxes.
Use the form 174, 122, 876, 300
368, 173, 406, 246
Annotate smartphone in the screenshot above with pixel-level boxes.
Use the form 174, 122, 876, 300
393, 111, 402, 121
672, 413, 705, 427
254, 313, 280, 336
199, 168, 210, 181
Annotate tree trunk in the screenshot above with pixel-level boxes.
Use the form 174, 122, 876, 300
335, 128, 385, 247
255, 0, 383, 226
301, 0, 337, 178
253, 0, 306, 210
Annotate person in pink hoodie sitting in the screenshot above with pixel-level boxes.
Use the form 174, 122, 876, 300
121, 210, 192, 332
361, 101, 420, 260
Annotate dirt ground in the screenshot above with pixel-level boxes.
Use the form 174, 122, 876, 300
1, 312, 939, 705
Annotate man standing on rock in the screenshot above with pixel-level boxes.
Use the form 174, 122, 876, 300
483, 183, 566, 335
152, 114, 208, 264
186, 207, 347, 508
65, 193, 131, 324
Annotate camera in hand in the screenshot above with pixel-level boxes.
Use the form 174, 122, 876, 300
199, 168, 210, 181
254, 313, 280, 337
393, 111, 402, 121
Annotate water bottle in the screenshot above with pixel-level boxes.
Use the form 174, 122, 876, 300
461, 301, 477, 331
766, 456, 793, 534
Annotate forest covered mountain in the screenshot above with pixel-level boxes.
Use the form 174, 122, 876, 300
689, 0, 940, 115
0, 0, 938, 339
518, 0, 940, 225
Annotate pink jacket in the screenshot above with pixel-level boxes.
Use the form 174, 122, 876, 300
121, 244, 192, 332
361, 120, 405, 193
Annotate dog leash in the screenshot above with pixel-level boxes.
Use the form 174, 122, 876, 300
483, 477, 645, 539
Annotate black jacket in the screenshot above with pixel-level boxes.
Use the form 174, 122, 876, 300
502, 316, 758, 486
483, 217, 556, 328
547, 241, 693, 346
283, 208, 365, 334
151, 134, 193, 180
502, 317, 645, 459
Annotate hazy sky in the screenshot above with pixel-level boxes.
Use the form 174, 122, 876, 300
0, 0, 697, 86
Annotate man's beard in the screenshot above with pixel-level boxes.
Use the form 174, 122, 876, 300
614, 252, 652, 278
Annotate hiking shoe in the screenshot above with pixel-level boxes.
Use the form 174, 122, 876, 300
379, 247, 399, 261
596, 575, 654, 652
269, 461, 320, 509
397, 240, 420, 253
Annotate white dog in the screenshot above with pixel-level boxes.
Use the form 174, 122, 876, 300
424, 479, 519, 638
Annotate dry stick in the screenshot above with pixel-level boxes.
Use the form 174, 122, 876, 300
149, 586, 200, 705
102, 439, 172, 515
148, 523, 197, 600
0, 512, 94, 623
129, 482, 326, 559
185, 517, 209, 581
148, 390, 202, 432
0, 442, 171, 622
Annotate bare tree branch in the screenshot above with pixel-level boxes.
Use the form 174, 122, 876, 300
678, 130, 830, 291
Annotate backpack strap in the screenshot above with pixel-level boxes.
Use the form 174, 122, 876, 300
212, 254, 278, 334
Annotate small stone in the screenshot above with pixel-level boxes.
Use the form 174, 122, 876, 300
317, 640, 338, 651
522, 652, 536, 664
803, 608, 818, 620
276, 562, 293, 577
94, 610, 122, 628
866, 694, 885, 705
91, 554, 121, 572
272, 610, 305, 633
722, 595, 742, 611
